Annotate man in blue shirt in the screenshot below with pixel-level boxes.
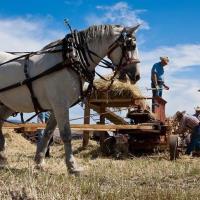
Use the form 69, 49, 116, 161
151, 56, 170, 111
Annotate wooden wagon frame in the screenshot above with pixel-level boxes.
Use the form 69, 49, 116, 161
3, 94, 172, 155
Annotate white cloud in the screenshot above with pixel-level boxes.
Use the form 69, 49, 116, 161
0, 17, 64, 51
164, 78, 200, 115
141, 44, 200, 74
85, 1, 149, 29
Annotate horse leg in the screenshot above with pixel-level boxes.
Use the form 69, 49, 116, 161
53, 107, 83, 174
0, 105, 14, 166
34, 113, 57, 167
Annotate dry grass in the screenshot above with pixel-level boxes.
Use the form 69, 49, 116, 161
1, 130, 200, 200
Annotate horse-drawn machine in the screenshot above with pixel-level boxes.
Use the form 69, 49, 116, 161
80, 78, 171, 157
3, 77, 175, 158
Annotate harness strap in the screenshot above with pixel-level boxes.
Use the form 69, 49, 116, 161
73, 31, 89, 68
20, 112, 25, 123
0, 48, 63, 68
0, 61, 64, 93
23, 55, 44, 113
77, 32, 91, 67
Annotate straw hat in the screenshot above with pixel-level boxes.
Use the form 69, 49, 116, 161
160, 56, 169, 63
195, 106, 200, 111
174, 110, 186, 120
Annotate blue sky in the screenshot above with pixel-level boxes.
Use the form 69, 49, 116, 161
0, 0, 200, 122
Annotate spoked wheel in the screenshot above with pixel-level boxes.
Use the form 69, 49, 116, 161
169, 135, 179, 161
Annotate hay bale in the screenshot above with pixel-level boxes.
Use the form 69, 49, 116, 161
91, 75, 149, 110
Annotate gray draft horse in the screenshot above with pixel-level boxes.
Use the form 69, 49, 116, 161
0, 24, 140, 174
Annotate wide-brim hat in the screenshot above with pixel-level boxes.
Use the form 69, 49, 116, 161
160, 56, 169, 63
173, 110, 186, 120
195, 106, 200, 111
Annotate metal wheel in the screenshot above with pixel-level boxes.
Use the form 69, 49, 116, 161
169, 135, 179, 160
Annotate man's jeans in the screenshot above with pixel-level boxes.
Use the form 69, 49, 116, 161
151, 82, 163, 112
186, 125, 200, 155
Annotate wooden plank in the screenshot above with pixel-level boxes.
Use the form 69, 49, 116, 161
71, 124, 153, 129
3, 123, 46, 129
90, 104, 129, 125
89, 97, 152, 103
3, 123, 159, 132
91, 102, 135, 107
89, 98, 152, 107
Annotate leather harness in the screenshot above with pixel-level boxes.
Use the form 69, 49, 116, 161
0, 28, 139, 116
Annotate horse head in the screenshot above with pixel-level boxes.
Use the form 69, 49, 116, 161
107, 24, 141, 83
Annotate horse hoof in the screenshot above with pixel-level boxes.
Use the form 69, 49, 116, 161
34, 160, 46, 171
34, 164, 47, 171
68, 167, 84, 176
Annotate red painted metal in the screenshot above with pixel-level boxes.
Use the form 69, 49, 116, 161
153, 96, 167, 123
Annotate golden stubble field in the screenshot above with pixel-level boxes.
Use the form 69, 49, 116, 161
0, 130, 200, 200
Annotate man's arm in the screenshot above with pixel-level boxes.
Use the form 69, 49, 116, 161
151, 72, 159, 89
152, 73, 158, 86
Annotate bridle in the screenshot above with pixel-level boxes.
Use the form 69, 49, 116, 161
107, 30, 140, 70
87, 29, 140, 91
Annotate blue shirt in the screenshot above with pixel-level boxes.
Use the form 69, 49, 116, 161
37, 112, 50, 123
151, 62, 164, 81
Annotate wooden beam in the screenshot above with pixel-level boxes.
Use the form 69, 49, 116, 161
70, 124, 157, 131
3, 123, 46, 129
89, 98, 152, 107
89, 97, 152, 103
90, 104, 128, 125
3, 123, 160, 132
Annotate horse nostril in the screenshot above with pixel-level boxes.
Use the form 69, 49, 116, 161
135, 75, 140, 81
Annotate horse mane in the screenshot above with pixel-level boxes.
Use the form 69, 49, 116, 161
80, 24, 123, 41
42, 24, 123, 50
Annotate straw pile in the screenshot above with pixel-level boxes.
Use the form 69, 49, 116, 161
91, 75, 149, 110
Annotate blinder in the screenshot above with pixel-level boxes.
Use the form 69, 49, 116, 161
107, 30, 139, 69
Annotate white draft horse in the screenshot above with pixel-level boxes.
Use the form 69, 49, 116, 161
0, 24, 140, 174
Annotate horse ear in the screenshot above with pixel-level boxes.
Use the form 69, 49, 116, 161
125, 24, 140, 34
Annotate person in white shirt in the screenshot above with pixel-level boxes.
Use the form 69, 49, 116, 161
176, 111, 200, 155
